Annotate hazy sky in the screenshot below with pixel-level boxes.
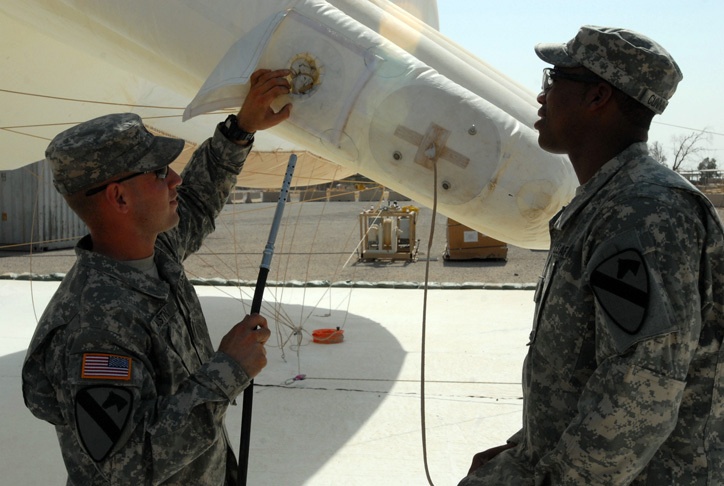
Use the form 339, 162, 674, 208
436, 0, 723, 168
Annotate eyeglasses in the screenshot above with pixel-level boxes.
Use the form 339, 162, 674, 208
85, 165, 170, 196
541, 68, 603, 92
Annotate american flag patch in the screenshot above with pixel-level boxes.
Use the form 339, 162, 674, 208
81, 353, 132, 381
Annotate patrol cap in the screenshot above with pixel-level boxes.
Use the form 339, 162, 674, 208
535, 25, 683, 114
47, 113, 185, 195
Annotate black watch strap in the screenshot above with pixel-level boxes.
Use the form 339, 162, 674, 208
220, 114, 255, 144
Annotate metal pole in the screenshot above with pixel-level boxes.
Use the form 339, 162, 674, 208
238, 154, 297, 485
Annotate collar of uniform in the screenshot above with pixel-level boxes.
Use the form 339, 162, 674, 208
75, 235, 171, 300
553, 142, 649, 231
152, 239, 186, 285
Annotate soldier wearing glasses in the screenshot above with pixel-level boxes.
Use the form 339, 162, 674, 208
462, 26, 724, 485
22, 69, 291, 485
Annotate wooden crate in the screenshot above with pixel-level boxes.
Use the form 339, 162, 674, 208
445, 218, 508, 261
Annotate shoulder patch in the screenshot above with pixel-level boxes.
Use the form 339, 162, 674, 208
75, 386, 133, 462
591, 249, 649, 334
81, 353, 132, 380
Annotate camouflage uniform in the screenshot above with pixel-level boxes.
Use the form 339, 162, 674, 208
461, 143, 724, 485
461, 26, 723, 486
22, 121, 252, 485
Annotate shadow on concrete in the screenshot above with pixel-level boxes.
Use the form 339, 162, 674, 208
201, 295, 406, 485
3, 294, 406, 486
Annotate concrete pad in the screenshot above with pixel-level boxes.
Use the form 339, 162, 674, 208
1, 280, 533, 485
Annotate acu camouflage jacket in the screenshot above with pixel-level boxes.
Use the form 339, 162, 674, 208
22, 127, 252, 485
462, 142, 724, 485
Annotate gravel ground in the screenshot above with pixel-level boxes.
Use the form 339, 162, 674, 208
0, 201, 548, 286
5, 200, 723, 286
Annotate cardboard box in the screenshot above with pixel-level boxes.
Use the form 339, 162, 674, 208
445, 218, 508, 260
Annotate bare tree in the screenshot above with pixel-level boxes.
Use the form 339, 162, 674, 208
649, 140, 667, 165
669, 130, 711, 172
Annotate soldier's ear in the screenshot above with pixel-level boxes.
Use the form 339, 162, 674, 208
587, 82, 614, 111
103, 184, 130, 214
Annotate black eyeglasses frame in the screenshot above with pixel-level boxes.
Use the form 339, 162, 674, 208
85, 166, 170, 197
541, 68, 604, 92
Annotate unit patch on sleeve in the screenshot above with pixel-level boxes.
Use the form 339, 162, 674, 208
75, 386, 133, 462
590, 249, 650, 334
81, 353, 132, 380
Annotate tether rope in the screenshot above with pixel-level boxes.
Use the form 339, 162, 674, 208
420, 159, 439, 486
3, 87, 720, 138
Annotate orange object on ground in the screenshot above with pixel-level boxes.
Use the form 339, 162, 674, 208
312, 328, 344, 344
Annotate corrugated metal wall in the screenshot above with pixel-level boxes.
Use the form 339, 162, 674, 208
0, 160, 86, 251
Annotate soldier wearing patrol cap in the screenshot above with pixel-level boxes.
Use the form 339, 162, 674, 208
461, 26, 724, 485
22, 69, 291, 485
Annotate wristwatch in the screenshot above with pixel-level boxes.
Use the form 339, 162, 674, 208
220, 114, 255, 144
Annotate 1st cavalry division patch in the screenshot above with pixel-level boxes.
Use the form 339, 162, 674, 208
75, 386, 133, 462
590, 249, 650, 334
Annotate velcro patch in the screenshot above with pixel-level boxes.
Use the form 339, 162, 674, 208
81, 353, 132, 381
76, 386, 133, 462
591, 249, 650, 334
